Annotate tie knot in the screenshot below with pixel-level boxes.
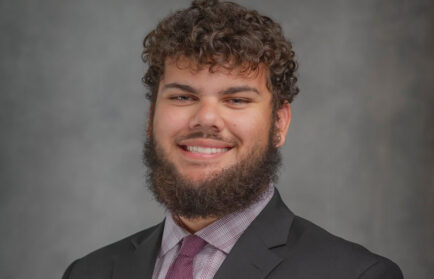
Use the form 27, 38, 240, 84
179, 235, 207, 257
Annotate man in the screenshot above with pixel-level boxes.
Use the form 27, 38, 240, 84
63, 0, 403, 278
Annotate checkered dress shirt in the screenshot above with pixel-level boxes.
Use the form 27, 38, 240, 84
152, 184, 275, 279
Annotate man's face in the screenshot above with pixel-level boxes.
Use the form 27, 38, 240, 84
152, 59, 281, 183
145, 57, 291, 218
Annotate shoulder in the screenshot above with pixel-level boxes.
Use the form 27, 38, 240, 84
275, 215, 403, 279
62, 223, 161, 279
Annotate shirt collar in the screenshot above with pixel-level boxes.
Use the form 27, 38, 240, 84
159, 213, 189, 257
159, 184, 275, 256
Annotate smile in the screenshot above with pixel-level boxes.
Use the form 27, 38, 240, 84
185, 146, 229, 154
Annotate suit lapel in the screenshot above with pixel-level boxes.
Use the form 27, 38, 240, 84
214, 189, 294, 279
213, 230, 282, 279
112, 221, 164, 279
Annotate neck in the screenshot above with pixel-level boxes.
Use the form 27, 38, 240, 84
175, 215, 218, 233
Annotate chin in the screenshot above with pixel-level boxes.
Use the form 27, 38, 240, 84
182, 173, 212, 184
179, 168, 222, 185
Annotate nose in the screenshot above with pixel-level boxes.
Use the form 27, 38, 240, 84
188, 99, 224, 131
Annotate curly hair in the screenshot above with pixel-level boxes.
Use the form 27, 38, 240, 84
142, 0, 299, 111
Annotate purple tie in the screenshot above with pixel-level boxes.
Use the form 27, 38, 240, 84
165, 235, 207, 279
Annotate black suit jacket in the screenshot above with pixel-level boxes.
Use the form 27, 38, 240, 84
63, 190, 403, 279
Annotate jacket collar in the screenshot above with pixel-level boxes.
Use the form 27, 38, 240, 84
213, 189, 294, 279
112, 221, 164, 279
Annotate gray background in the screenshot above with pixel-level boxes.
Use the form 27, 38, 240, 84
1, 0, 433, 278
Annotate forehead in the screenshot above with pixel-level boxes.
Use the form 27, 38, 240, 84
159, 57, 270, 91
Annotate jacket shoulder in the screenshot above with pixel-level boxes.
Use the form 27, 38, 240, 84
272, 215, 403, 279
62, 224, 161, 279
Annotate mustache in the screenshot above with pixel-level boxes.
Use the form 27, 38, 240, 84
175, 129, 237, 145
183, 131, 222, 140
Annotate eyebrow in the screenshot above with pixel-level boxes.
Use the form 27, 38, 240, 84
220, 86, 260, 95
162, 83, 198, 94
162, 82, 260, 95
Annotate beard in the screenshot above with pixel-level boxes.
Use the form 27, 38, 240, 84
143, 125, 282, 219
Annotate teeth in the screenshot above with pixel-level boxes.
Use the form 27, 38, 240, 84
186, 146, 229, 154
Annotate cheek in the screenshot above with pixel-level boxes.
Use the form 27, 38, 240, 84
226, 110, 271, 145
153, 106, 189, 141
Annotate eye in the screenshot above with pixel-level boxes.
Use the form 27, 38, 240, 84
224, 98, 251, 106
168, 95, 197, 103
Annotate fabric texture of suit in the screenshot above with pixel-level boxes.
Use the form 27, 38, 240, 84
62, 189, 403, 279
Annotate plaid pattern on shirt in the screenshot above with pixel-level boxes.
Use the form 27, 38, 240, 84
152, 184, 275, 279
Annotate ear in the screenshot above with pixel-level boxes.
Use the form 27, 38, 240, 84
146, 104, 153, 139
274, 102, 291, 147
